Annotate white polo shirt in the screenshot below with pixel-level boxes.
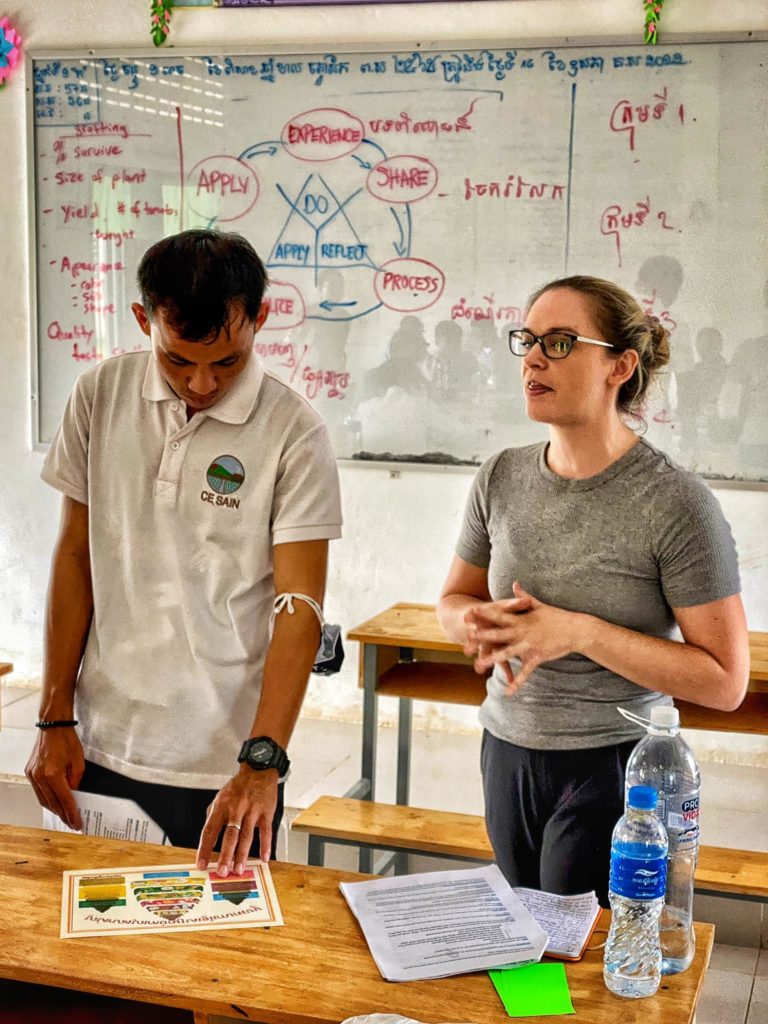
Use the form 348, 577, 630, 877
41, 351, 342, 788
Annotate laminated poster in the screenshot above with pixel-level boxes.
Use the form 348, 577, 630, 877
61, 859, 282, 938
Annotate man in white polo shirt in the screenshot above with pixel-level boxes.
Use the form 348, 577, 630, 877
26, 229, 342, 877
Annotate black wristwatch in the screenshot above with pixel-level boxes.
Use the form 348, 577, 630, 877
238, 736, 290, 777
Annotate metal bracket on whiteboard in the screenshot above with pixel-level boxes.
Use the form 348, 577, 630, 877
27, 32, 768, 61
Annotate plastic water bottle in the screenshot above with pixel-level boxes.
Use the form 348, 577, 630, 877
604, 785, 668, 999
623, 705, 700, 974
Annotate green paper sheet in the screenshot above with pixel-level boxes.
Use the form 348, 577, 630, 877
489, 962, 575, 1017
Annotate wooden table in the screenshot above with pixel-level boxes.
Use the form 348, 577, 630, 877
346, 604, 768, 817
0, 824, 714, 1024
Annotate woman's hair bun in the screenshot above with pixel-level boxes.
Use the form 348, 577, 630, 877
644, 312, 671, 372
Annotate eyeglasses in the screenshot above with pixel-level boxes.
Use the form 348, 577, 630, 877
508, 329, 616, 360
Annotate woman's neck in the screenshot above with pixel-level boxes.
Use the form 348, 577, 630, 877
546, 420, 639, 480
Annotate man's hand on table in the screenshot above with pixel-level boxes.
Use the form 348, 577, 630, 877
25, 728, 85, 832
196, 767, 279, 876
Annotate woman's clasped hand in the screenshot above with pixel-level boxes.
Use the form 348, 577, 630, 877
463, 582, 586, 691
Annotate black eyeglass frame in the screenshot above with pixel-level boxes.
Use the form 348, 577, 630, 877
508, 328, 616, 360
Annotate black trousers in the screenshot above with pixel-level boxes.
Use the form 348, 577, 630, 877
79, 760, 285, 859
480, 730, 636, 907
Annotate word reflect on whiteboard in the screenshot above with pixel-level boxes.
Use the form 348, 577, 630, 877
600, 197, 679, 267
609, 87, 685, 152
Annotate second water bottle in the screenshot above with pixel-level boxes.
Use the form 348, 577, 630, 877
604, 784, 668, 999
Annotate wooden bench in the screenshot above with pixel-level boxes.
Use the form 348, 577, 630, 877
346, 604, 768, 809
293, 795, 768, 903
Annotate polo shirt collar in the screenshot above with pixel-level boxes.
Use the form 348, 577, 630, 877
141, 351, 265, 424
142, 354, 176, 402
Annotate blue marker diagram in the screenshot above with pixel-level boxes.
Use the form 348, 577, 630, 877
230, 114, 438, 324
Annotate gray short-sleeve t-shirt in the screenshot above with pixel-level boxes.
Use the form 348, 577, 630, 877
456, 439, 741, 750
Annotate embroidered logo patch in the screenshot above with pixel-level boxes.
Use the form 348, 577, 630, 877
206, 455, 245, 495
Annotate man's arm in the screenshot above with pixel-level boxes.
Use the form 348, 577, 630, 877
196, 538, 328, 875
25, 496, 92, 830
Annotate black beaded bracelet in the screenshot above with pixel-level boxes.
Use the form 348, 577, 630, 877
35, 719, 78, 729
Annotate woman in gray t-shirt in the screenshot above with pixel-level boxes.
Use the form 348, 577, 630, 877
437, 275, 748, 905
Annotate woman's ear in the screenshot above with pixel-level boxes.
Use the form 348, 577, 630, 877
608, 348, 639, 387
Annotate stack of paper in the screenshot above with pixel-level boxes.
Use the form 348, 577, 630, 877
340, 864, 549, 982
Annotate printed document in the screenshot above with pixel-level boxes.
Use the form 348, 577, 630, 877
340, 864, 549, 982
42, 792, 168, 845
61, 859, 282, 937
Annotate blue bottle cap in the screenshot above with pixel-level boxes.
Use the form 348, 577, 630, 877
627, 784, 658, 810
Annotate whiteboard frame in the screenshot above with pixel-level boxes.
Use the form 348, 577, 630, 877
27, 36, 768, 488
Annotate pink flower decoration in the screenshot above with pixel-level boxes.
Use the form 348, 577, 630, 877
0, 16, 22, 84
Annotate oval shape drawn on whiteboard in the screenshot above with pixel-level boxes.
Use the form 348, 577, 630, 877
262, 280, 306, 331
374, 258, 446, 313
367, 156, 438, 204
281, 108, 364, 162
186, 155, 259, 223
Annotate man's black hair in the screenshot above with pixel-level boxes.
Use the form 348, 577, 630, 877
136, 229, 268, 342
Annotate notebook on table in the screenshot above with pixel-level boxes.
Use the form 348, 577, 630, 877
513, 887, 602, 961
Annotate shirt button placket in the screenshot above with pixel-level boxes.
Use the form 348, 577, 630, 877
155, 419, 189, 502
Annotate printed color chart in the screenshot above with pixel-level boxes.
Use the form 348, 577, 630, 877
61, 860, 282, 937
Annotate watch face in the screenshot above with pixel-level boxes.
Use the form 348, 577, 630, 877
248, 740, 274, 765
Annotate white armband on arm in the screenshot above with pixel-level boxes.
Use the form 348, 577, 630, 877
269, 593, 344, 674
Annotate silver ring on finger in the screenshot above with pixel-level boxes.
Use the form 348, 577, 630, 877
226, 822, 242, 831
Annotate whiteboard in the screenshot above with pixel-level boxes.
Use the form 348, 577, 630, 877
30, 41, 768, 479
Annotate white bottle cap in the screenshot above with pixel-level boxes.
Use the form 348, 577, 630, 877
650, 705, 680, 731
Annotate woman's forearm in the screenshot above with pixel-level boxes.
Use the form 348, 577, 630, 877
437, 594, 486, 645
576, 614, 747, 711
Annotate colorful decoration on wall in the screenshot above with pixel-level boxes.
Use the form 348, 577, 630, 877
643, 0, 667, 44
0, 16, 22, 89
151, 0, 174, 46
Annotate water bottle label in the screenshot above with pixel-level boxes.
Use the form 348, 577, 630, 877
610, 853, 667, 900
665, 794, 700, 852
